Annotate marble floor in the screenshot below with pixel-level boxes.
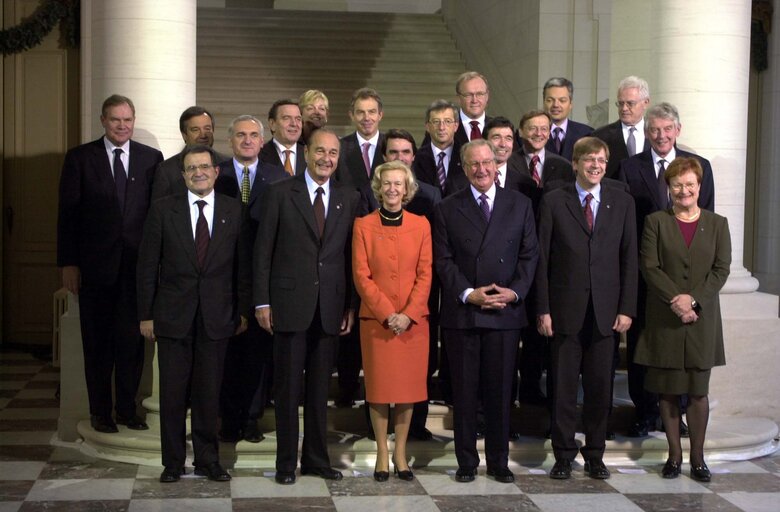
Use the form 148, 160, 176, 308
1, 348, 779, 512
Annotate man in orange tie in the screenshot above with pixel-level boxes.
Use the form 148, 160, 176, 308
259, 99, 306, 176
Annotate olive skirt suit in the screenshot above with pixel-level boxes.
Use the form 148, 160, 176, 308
352, 210, 433, 404
634, 209, 731, 395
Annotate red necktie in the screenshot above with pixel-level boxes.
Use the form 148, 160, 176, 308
313, 187, 325, 237
583, 193, 594, 232
530, 155, 541, 187
195, 200, 210, 269
470, 120, 481, 141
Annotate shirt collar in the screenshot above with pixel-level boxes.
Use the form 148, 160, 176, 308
651, 147, 676, 166
356, 132, 380, 146
304, 169, 330, 195
233, 158, 258, 173
273, 138, 296, 152
460, 111, 486, 127
187, 189, 215, 206
103, 136, 130, 154
470, 184, 496, 203
552, 118, 569, 135
575, 181, 601, 204
432, 143, 453, 158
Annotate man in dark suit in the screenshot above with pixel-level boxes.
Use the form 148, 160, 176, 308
592, 75, 651, 178
356, 128, 441, 440
542, 77, 593, 162
259, 99, 306, 176
137, 145, 250, 483
298, 89, 329, 144
536, 137, 637, 480
57, 94, 163, 434
215, 115, 289, 443
485, 117, 535, 194
434, 139, 539, 484
414, 99, 468, 197
422, 71, 492, 151
152, 106, 226, 200
254, 128, 359, 485
617, 102, 715, 438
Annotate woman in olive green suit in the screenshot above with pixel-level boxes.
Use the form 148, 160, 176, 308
635, 157, 731, 482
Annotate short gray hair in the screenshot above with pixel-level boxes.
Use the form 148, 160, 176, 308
617, 75, 650, 100
228, 115, 264, 138
645, 102, 681, 129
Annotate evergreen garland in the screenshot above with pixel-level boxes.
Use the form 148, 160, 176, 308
0, 0, 78, 56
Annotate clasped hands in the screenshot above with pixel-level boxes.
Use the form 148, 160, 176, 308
467, 283, 516, 310
670, 294, 698, 324
387, 312, 411, 335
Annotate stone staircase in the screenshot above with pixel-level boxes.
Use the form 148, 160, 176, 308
196, 7, 468, 154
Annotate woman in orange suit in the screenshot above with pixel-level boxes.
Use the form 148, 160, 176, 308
352, 160, 433, 482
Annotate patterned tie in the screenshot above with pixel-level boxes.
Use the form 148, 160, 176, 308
470, 120, 481, 141
583, 193, 594, 232
113, 148, 127, 213
436, 152, 447, 192
495, 169, 502, 188
195, 200, 210, 269
241, 165, 250, 204
283, 149, 294, 176
553, 127, 563, 154
313, 187, 325, 237
626, 126, 637, 156
530, 155, 541, 187
479, 193, 491, 222
361, 142, 372, 177
658, 159, 670, 208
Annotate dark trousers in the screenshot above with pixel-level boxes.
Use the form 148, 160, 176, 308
78, 251, 144, 418
336, 327, 362, 401
517, 326, 549, 397
274, 310, 337, 473
157, 311, 228, 470
626, 318, 660, 425
444, 327, 518, 470
549, 304, 613, 461
220, 321, 273, 431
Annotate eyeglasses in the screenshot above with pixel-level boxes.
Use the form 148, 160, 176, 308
428, 119, 456, 127
615, 100, 640, 109
580, 157, 608, 165
670, 182, 698, 192
184, 163, 214, 173
466, 159, 496, 171
458, 92, 488, 100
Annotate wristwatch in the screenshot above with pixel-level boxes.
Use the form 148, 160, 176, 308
691, 298, 701, 313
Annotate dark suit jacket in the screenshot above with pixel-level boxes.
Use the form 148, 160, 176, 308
535, 181, 638, 337
617, 148, 715, 238
253, 174, 359, 335
336, 132, 386, 190
592, 120, 651, 178
502, 154, 537, 195
413, 143, 468, 198
57, 137, 163, 285
214, 159, 289, 227
434, 186, 539, 330
546, 119, 593, 162
152, 149, 229, 201
514, 150, 574, 211
259, 139, 306, 176
357, 180, 441, 224
136, 192, 251, 340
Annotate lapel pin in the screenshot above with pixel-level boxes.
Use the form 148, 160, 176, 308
221, 219, 226, 224
336, 203, 342, 210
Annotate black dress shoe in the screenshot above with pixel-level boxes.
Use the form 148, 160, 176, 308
242, 420, 265, 443
90, 415, 118, 433
159, 467, 183, 483
509, 430, 522, 441
627, 421, 649, 438
661, 459, 682, 479
549, 459, 572, 479
194, 462, 231, 481
690, 462, 711, 482
300, 466, 343, 480
275, 470, 296, 484
486, 467, 515, 483
455, 467, 477, 482
392, 458, 414, 481
518, 388, 547, 405
584, 458, 610, 479
116, 414, 149, 431
409, 427, 433, 441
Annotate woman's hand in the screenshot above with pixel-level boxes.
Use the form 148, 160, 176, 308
387, 313, 412, 335
670, 294, 695, 317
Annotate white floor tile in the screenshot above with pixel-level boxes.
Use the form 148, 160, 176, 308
333, 495, 439, 512
707, 460, 769, 474
25, 478, 135, 501
719, 492, 780, 512
529, 493, 645, 512
416, 474, 523, 495
0, 461, 46, 480
129, 498, 233, 512
606, 473, 712, 494
230, 475, 331, 498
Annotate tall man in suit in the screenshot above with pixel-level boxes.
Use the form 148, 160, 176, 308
254, 128, 359, 485
536, 137, 637, 480
259, 99, 306, 176
57, 94, 163, 434
423, 71, 492, 150
434, 139, 539, 484
152, 106, 225, 200
543, 77, 593, 162
617, 102, 715, 437
216, 115, 289, 443
414, 99, 468, 197
298, 89, 329, 144
593, 75, 651, 178
137, 145, 249, 483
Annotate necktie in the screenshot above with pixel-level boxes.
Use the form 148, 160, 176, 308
283, 150, 294, 176
553, 127, 563, 154
113, 148, 127, 213
495, 169, 502, 188
658, 159, 670, 208
583, 193, 594, 232
479, 193, 491, 222
361, 142, 372, 177
241, 165, 250, 204
470, 120, 481, 141
626, 126, 637, 156
530, 155, 541, 187
313, 187, 325, 237
436, 152, 447, 191
195, 200, 210, 269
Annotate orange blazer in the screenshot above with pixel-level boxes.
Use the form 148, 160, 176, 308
352, 210, 433, 324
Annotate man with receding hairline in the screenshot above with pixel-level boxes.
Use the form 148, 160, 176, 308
259, 99, 306, 176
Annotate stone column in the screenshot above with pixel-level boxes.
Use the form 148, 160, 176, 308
652, 0, 758, 293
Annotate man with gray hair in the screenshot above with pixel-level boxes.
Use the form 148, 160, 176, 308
542, 77, 593, 162
593, 75, 652, 178
414, 99, 468, 197
617, 102, 715, 437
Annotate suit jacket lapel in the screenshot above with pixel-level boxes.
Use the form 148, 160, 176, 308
565, 187, 591, 235
204, 196, 229, 267
90, 140, 116, 196
290, 176, 320, 241
457, 189, 488, 235
323, 183, 345, 240
637, 153, 665, 210
173, 197, 200, 270
479, 188, 510, 253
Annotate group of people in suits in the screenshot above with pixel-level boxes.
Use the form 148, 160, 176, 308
57, 69, 729, 485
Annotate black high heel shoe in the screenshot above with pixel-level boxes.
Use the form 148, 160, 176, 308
392, 457, 414, 481
373, 468, 389, 482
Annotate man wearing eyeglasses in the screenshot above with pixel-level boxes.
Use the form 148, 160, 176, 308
422, 72, 492, 151
137, 145, 251, 483
592, 76, 652, 178
617, 102, 715, 438
414, 99, 468, 197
